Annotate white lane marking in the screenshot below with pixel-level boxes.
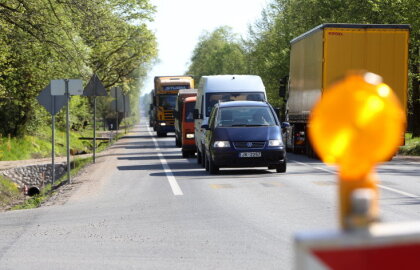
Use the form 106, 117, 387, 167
148, 128, 183, 196
377, 184, 418, 199
292, 160, 419, 199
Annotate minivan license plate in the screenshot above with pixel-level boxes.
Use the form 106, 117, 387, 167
239, 152, 261, 158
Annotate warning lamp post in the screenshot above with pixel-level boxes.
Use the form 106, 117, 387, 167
308, 72, 405, 230
293, 72, 420, 270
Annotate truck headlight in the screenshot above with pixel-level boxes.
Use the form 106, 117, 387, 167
213, 141, 230, 148
186, 133, 194, 139
268, 139, 283, 146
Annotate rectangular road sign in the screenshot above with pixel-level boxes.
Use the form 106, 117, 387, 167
51, 80, 65, 95
68, 79, 83, 95
50, 79, 83, 95
295, 221, 420, 269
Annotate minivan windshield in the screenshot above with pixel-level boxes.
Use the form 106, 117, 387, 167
205, 92, 265, 117
216, 106, 276, 127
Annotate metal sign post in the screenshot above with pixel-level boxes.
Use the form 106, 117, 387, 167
83, 74, 107, 163
37, 84, 67, 188
51, 96, 55, 186
65, 79, 71, 184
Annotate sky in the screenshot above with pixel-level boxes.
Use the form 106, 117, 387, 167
141, 0, 269, 94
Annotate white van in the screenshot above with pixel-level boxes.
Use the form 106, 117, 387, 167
193, 75, 267, 165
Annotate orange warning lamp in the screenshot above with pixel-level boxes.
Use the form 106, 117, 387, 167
309, 72, 406, 229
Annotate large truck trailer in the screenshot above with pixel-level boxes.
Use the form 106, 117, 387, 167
281, 23, 410, 156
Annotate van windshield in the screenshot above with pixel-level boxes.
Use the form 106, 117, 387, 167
184, 102, 195, 122
205, 92, 265, 117
216, 106, 276, 127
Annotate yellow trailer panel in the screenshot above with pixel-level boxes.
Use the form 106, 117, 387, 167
323, 27, 409, 113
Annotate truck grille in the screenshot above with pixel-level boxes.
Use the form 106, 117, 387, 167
163, 110, 174, 125
233, 141, 266, 149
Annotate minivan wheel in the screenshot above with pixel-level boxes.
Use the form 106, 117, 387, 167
208, 155, 219, 174
276, 162, 287, 173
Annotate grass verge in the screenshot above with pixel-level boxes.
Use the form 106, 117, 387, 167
11, 157, 93, 210
0, 126, 114, 161
0, 176, 22, 209
399, 133, 420, 156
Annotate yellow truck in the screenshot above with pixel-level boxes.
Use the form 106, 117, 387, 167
152, 76, 194, 137
280, 23, 410, 156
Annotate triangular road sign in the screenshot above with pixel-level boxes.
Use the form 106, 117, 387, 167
83, 74, 107, 97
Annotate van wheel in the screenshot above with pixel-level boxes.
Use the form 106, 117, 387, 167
175, 135, 181, 147
205, 154, 209, 171
200, 145, 206, 168
197, 148, 202, 164
157, 131, 166, 137
276, 162, 287, 173
208, 155, 219, 174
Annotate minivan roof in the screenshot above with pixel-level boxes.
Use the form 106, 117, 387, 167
200, 75, 265, 93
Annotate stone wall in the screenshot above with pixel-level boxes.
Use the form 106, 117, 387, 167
0, 163, 67, 188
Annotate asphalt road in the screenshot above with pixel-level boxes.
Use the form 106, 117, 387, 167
0, 122, 419, 269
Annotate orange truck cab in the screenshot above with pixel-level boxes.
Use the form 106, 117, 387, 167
174, 89, 197, 157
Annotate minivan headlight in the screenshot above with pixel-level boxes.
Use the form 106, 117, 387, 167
268, 139, 283, 147
213, 141, 230, 148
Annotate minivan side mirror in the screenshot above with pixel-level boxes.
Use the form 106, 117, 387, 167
281, 122, 290, 130
279, 76, 288, 99
193, 109, 202, 119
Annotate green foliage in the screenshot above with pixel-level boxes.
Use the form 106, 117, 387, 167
187, 26, 248, 81
0, 126, 111, 161
0, 176, 21, 208
399, 133, 420, 155
186, 1, 418, 125
0, 0, 157, 137
246, 0, 419, 127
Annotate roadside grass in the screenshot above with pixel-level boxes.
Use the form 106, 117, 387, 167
0, 126, 114, 161
399, 133, 420, 156
12, 157, 93, 210
0, 176, 21, 209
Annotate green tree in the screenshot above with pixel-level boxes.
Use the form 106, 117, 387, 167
246, 0, 418, 131
0, 0, 157, 136
187, 26, 248, 81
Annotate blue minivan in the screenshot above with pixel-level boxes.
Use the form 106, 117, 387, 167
202, 101, 286, 174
